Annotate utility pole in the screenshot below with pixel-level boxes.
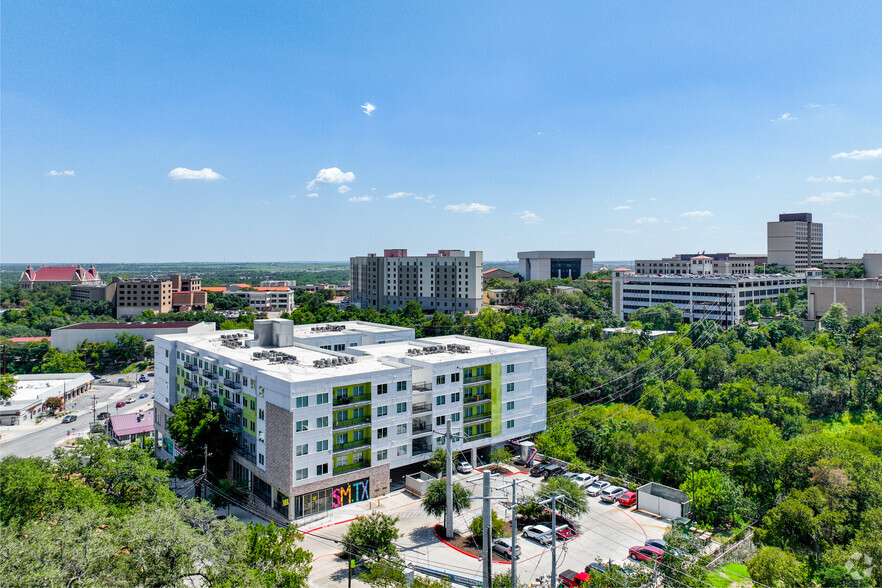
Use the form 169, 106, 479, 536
196, 444, 211, 500
551, 494, 558, 584
91, 394, 97, 424
445, 419, 454, 539
482, 471, 492, 588
510, 478, 518, 588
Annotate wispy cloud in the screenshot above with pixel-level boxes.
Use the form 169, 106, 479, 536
771, 113, 797, 122
635, 217, 658, 224
860, 187, 882, 196
801, 191, 852, 204
518, 210, 543, 224
307, 193, 319, 198
348, 196, 372, 203
361, 102, 376, 116
337, 185, 351, 194
673, 226, 689, 232
806, 103, 822, 108
833, 212, 859, 219
680, 210, 714, 220
606, 228, 639, 234
45, 170, 75, 177
168, 167, 225, 181
386, 192, 414, 200
289, 194, 297, 199
445, 202, 494, 214
414, 194, 434, 204
306, 167, 355, 190
807, 175, 876, 183
832, 148, 882, 160
613, 205, 631, 211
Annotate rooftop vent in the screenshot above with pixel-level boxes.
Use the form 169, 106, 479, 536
311, 324, 346, 332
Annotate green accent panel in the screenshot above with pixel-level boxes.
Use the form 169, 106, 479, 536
490, 362, 502, 436
243, 393, 256, 423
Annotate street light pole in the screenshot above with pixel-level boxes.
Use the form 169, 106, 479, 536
482, 471, 492, 588
510, 478, 518, 588
445, 419, 454, 539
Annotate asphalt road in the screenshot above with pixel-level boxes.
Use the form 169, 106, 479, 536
0, 376, 156, 458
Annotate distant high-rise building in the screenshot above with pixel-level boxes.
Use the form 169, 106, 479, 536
350, 249, 483, 313
517, 251, 595, 280
767, 213, 823, 272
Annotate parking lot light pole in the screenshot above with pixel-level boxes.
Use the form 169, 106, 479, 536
510, 478, 518, 588
446, 420, 454, 539
539, 493, 564, 585
482, 471, 492, 588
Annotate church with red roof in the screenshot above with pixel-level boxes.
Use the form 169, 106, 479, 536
18, 264, 103, 290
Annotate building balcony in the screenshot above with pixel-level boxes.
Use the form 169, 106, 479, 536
333, 415, 371, 430
464, 431, 491, 441
182, 362, 198, 373
333, 393, 371, 407
222, 402, 243, 415
463, 394, 490, 406
412, 420, 432, 436
464, 412, 491, 424
224, 378, 241, 390
412, 402, 432, 415
333, 438, 371, 453
413, 382, 433, 392
412, 442, 432, 456
234, 446, 257, 463
464, 375, 491, 385
333, 461, 371, 476
223, 421, 242, 434
202, 370, 218, 380
182, 380, 197, 391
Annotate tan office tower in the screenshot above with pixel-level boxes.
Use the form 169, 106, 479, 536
767, 213, 823, 272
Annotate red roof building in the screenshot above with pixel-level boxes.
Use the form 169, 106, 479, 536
108, 409, 154, 445
19, 264, 102, 290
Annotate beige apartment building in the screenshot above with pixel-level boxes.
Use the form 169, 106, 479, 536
807, 277, 882, 319
767, 213, 823, 272
635, 252, 761, 275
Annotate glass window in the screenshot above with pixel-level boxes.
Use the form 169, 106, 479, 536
506, 364, 515, 373
506, 401, 515, 410
397, 381, 407, 391
316, 416, 328, 428
397, 424, 407, 434
377, 383, 388, 395
436, 375, 446, 385
451, 372, 460, 383
377, 406, 388, 417
296, 468, 308, 480
396, 402, 407, 413
377, 449, 388, 460
451, 392, 460, 402
397, 445, 407, 456
435, 396, 446, 406
295, 420, 308, 432
316, 463, 328, 475
506, 383, 515, 392
296, 444, 308, 456
316, 440, 328, 452
317, 393, 329, 405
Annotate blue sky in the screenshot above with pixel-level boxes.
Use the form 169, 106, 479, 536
3, 2, 881, 263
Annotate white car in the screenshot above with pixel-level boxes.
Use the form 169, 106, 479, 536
522, 524, 553, 545
585, 480, 611, 497
573, 473, 598, 487
456, 461, 473, 474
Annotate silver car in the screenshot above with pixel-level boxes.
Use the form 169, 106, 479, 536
492, 537, 522, 559
573, 473, 598, 487
600, 485, 627, 503
522, 524, 553, 545
585, 480, 611, 496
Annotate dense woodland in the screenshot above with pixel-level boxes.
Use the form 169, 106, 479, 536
2, 274, 882, 585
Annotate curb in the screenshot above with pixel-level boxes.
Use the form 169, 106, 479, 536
433, 524, 512, 565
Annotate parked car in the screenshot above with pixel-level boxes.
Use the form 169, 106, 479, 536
147, 372, 155, 377
558, 569, 590, 587
125, 396, 135, 404
530, 464, 548, 477
573, 473, 597, 487
600, 486, 627, 503
138, 376, 149, 383
115, 401, 127, 408
585, 563, 607, 576
562, 472, 580, 482
543, 464, 568, 479
555, 525, 576, 540
629, 545, 664, 563
522, 524, 553, 545
456, 461, 473, 474
97, 412, 110, 420
585, 480, 611, 496
117, 378, 128, 383
491, 538, 521, 560
98, 378, 110, 383
138, 392, 149, 399
645, 539, 670, 552
61, 415, 77, 423
618, 491, 638, 507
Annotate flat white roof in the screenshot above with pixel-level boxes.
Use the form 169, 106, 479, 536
290, 321, 413, 338
9, 373, 94, 403
518, 250, 595, 258
358, 335, 533, 364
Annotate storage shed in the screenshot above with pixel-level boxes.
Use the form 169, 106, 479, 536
636, 482, 692, 519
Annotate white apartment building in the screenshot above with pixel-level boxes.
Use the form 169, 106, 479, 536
635, 253, 760, 275
768, 212, 823, 272
612, 268, 806, 326
223, 287, 297, 312
153, 319, 546, 522
518, 250, 595, 281
350, 249, 483, 313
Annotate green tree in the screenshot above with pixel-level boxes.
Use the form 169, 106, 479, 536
208, 479, 249, 515
489, 446, 514, 471
0, 373, 16, 400
821, 303, 849, 337
44, 395, 63, 411
240, 521, 312, 587
747, 547, 806, 587
678, 468, 744, 527
630, 302, 683, 330
760, 298, 777, 318
167, 394, 237, 484
421, 479, 471, 522
468, 510, 506, 542
425, 447, 447, 475
536, 476, 589, 520
36, 347, 87, 373
776, 293, 791, 315
342, 512, 401, 560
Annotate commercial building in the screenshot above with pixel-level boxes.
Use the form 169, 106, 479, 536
767, 213, 823, 272
807, 276, 882, 319
517, 251, 595, 281
260, 280, 297, 288
153, 319, 546, 521
19, 264, 102, 290
821, 252, 882, 278
108, 409, 154, 445
482, 268, 517, 287
0, 373, 94, 426
635, 253, 760, 276
111, 275, 206, 318
223, 285, 297, 312
483, 289, 515, 306
612, 267, 806, 326
51, 321, 216, 352
350, 249, 483, 313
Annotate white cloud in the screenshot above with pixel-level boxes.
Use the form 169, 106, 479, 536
307, 193, 319, 198
673, 226, 689, 232
289, 194, 297, 199
626, 199, 635, 203
348, 196, 372, 203
635, 216, 658, 224
519, 210, 543, 224
168, 167, 225, 181
414, 194, 434, 204
306, 167, 355, 190
832, 148, 882, 160
801, 191, 852, 204
46, 170, 75, 176
361, 102, 376, 116
606, 228, 639, 234
261, 200, 270, 206
613, 205, 631, 211
444, 202, 494, 214
649, 197, 657, 201
385, 192, 414, 200
860, 188, 882, 196
338, 185, 351, 194
807, 175, 876, 183
833, 212, 859, 219
771, 113, 797, 122
680, 210, 714, 220
806, 103, 822, 108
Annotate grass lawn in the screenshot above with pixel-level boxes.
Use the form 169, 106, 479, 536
705, 563, 751, 587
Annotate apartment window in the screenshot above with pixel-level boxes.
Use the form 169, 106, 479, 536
295, 420, 308, 432
397, 424, 408, 434
397, 445, 408, 456
506, 364, 515, 374
333, 343, 345, 351
506, 383, 515, 392
258, 431, 265, 442
397, 381, 407, 391
377, 449, 388, 461
316, 464, 328, 476
435, 416, 445, 426
506, 401, 515, 410
452, 413, 460, 422
435, 396, 446, 406
451, 392, 460, 402
258, 453, 265, 465
436, 375, 446, 385
377, 406, 388, 417
165, 350, 169, 358
316, 440, 328, 452
316, 416, 328, 429
317, 393, 329, 405
296, 468, 308, 480
258, 386, 265, 397
451, 372, 460, 383
296, 444, 308, 456
258, 409, 265, 420
506, 420, 515, 429
377, 384, 388, 395
336, 456, 346, 468
396, 402, 407, 413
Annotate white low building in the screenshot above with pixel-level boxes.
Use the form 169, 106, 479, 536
1, 373, 94, 425
51, 321, 216, 352
153, 319, 546, 521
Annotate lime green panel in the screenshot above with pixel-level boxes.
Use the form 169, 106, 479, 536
490, 362, 502, 436
243, 393, 256, 423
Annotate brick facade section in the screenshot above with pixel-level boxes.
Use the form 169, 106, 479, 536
265, 402, 294, 492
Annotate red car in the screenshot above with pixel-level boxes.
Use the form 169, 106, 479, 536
629, 545, 664, 563
556, 525, 576, 541
618, 491, 637, 507
115, 401, 126, 408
